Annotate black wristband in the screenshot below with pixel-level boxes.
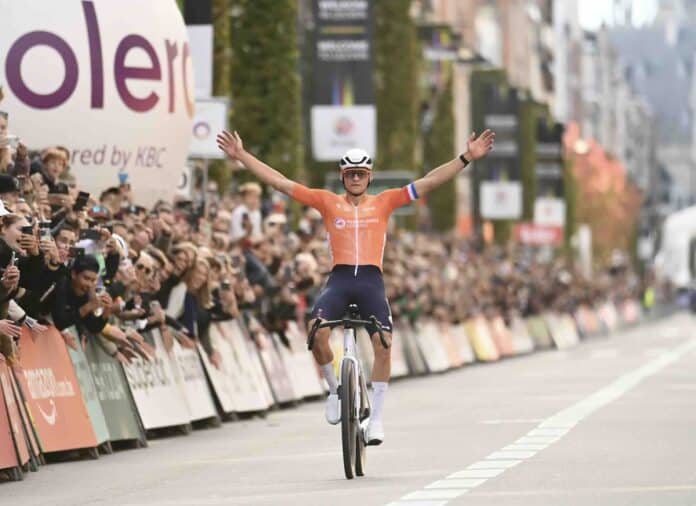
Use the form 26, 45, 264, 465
459, 153, 470, 166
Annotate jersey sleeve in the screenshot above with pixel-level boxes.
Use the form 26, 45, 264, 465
379, 183, 419, 212
290, 183, 326, 212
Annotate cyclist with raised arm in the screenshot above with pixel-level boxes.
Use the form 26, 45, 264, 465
217, 129, 495, 445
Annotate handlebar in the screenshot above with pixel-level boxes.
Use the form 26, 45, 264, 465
306, 316, 390, 351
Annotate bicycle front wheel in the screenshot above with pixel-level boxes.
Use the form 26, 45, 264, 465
341, 360, 357, 479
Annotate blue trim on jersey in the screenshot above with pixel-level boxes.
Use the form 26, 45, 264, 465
407, 183, 419, 201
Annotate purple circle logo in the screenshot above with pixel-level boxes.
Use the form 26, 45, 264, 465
193, 121, 211, 140
334, 218, 346, 229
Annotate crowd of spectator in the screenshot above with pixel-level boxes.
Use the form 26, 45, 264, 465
0, 105, 647, 368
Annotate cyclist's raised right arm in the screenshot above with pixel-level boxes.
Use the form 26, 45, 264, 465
217, 130, 294, 195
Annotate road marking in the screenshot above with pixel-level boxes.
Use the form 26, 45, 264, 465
448, 469, 505, 478
467, 460, 521, 470
426, 479, 486, 489
385, 338, 696, 506
479, 418, 543, 425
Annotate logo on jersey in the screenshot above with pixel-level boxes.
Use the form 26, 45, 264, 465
334, 218, 346, 229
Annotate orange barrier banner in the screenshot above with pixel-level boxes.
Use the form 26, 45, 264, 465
488, 317, 516, 357
0, 357, 29, 470
15, 327, 97, 453
574, 305, 602, 336
449, 323, 476, 365
9, 368, 41, 459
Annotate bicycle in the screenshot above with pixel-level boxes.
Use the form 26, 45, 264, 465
307, 303, 390, 479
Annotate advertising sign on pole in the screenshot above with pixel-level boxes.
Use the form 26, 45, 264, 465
310, 0, 376, 160
480, 181, 522, 219
189, 98, 228, 159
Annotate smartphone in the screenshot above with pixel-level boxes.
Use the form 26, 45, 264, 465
79, 229, 101, 241
10, 252, 17, 267
40, 227, 52, 241
5, 135, 20, 150
73, 191, 90, 211
69, 247, 85, 258
20, 225, 34, 236
48, 182, 69, 195
220, 280, 231, 291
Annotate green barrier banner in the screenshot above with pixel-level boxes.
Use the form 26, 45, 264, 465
83, 337, 145, 443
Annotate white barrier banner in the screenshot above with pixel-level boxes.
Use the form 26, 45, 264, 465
0, 0, 194, 206
171, 341, 217, 421
123, 330, 190, 430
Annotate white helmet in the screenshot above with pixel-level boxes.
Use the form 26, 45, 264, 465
339, 148, 373, 171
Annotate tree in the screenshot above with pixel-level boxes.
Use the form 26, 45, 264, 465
423, 76, 456, 232
228, 0, 303, 181
374, 0, 419, 171
208, 0, 232, 193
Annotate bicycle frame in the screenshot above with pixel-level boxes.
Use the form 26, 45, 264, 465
341, 326, 361, 420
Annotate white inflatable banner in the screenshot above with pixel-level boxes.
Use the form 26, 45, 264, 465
0, 0, 194, 205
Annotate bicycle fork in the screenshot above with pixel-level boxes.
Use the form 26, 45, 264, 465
340, 327, 370, 422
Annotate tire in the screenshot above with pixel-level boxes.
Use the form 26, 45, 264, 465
341, 360, 356, 480
354, 372, 367, 477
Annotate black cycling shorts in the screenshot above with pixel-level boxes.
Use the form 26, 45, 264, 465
310, 265, 392, 336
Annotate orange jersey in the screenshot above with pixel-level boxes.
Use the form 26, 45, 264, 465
291, 183, 419, 270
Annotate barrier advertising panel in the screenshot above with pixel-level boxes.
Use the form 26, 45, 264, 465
123, 330, 190, 430
509, 317, 535, 354
66, 329, 110, 445
170, 341, 218, 422
246, 316, 297, 404
525, 316, 554, 349
415, 320, 450, 373
203, 323, 264, 413
8, 368, 41, 459
396, 324, 428, 375
0, 358, 30, 469
83, 337, 145, 443
449, 324, 477, 365
15, 327, 97, 453
283, 321, 324, 397
465, 317, 500, 362
217, 320, 273, 410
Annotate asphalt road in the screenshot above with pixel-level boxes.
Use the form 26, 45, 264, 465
5, 312, 696, 506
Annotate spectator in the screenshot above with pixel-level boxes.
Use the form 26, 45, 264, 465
229, 182, 262, 240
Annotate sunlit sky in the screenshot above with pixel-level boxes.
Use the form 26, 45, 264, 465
579, 0, 659, 29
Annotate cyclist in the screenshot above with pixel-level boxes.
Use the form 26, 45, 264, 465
217, 129, 495, 445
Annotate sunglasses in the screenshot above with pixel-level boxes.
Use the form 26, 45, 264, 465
0, 111, 7, 120
135, 263, 152, 276
343, 169, 369, 180
267, 221, 284, 227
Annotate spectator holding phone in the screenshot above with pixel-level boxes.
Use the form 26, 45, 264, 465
51, 254, 111, 335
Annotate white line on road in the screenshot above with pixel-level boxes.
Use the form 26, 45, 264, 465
385, 338, 696, 506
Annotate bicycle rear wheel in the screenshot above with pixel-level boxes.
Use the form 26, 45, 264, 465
341, 360, 356, 479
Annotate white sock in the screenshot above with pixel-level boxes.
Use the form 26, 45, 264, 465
370, 382, 389, 424
320, 362, 338, 394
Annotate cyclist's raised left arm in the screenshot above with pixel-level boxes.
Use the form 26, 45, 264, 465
412, 129, 495, 198
217, 130, 295, 195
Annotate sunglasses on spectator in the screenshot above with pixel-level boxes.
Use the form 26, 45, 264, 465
135, 263, 152, 276
343, 169, 369, 180
0, 111, 7, 120
267, 221, 284, 227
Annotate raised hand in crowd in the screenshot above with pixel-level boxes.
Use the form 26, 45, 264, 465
0, 320, 21, 340
1, 265, 20, 293
60, 330, 79, 351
